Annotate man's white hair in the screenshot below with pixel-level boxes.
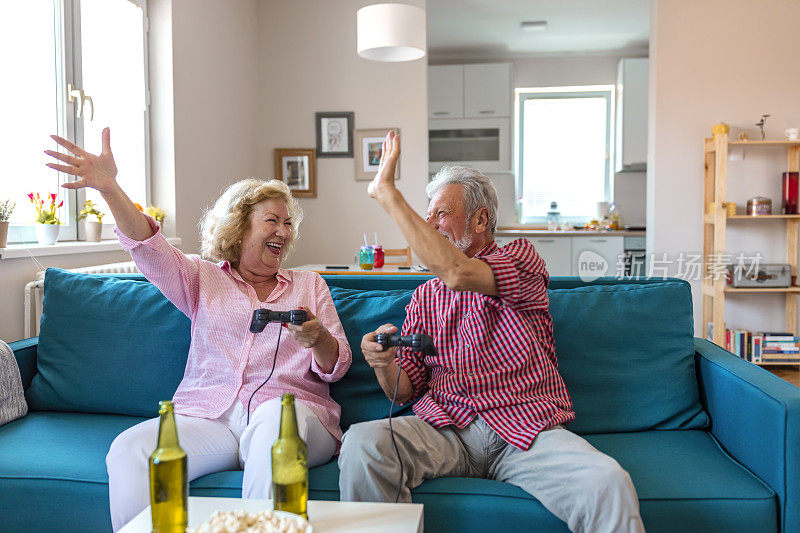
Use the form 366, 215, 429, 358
426, 166, 498, 233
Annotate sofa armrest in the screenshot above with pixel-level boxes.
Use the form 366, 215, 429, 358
695, 338, 800, 533
8, 337, 38, 391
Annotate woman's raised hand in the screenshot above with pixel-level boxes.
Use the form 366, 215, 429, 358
45, 127, 118, 195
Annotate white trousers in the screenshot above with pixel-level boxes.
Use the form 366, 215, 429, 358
106, 398, 337, 531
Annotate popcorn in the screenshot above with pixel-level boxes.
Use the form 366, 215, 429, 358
189, 509, 309, 533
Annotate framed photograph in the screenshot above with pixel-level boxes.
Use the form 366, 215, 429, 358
274, 148, 316, 198
315, 111, 355, 158
354, 128, 400, 181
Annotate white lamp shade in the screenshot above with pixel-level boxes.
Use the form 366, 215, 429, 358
357, 3, 426, 62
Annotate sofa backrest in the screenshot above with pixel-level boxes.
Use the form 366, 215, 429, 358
323, 275, 708, 434
26, 269, 708, 434
27, 269, 190, 417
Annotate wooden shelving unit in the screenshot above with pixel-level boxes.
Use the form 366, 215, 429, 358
702, 133, 800, 367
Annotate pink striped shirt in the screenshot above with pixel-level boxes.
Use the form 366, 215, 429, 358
397, 238, 574, 450
115, 216, 352, 441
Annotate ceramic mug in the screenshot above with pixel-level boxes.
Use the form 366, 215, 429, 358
785, 128, 799, 140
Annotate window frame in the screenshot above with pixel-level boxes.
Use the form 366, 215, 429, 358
514, 85, 615, 225
6, 0, 151, 245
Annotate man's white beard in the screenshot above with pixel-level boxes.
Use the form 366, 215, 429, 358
453, 233, 473, 252
441, 226, 474, 253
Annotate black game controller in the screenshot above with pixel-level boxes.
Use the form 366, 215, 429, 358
375, 333, 438, 357
249, 309, 307, 333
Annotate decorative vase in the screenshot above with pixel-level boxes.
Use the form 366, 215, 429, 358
0, 221, 8, 248
35, 224, 60, 245
84, 220, 102, 242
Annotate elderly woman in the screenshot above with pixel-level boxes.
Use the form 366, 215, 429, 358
45, 128, 351, 531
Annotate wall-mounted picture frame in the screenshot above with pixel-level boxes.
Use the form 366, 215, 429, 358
274, 148, 316, 198
315, 111, 355, 158
354, 128, 400, 181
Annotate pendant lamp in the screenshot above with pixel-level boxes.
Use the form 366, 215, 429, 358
357, 3, 426, 62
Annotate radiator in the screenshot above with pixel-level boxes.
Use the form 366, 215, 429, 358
24, 260, 142, 338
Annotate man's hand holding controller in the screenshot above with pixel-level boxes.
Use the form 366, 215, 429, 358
361, 324, 400, 369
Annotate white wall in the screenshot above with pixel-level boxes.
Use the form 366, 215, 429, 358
648, 0, 800, 334
257, 0, 428, 268
170, 0, 260, 254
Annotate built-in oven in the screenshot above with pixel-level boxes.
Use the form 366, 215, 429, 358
428, 117, 510, 174
623, 236, 647, 276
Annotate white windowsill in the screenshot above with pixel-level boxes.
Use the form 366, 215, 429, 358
0, 237, 182, 259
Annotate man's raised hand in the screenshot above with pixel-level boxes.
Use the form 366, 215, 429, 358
367, 130, 401, 200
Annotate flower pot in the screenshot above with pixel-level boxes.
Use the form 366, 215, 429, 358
35, 224, 60, 245
84, 220, 102, 242
0, 221, 8, 248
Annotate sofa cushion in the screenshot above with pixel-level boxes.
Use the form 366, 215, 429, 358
550, 281, 709, 433
588, 431, 777, 533
0, 411, 146, 532
327, 287, 416, 430
190, 430, 777, 533
27, 268, 190, 417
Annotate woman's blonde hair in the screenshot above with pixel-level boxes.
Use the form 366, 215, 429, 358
199, 178, 303, 263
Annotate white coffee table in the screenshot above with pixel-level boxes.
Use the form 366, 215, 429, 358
119, 496, 423, 533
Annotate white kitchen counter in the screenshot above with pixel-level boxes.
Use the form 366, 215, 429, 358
494, 229, 646, 276
496, 228, 646, 237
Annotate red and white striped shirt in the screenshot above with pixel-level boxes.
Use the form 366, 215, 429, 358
116, 216, 352, 441
397, 238, 574, 450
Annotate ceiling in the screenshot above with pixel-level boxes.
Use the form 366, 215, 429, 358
427, 0, 650, 60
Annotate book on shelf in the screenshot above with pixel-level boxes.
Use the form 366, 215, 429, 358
706, 323, 799, 363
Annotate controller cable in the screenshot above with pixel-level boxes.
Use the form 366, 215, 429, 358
388, 351, 405, 503
246, 324, 283, 426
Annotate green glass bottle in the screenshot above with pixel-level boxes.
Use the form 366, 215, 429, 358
149, 401, 188, 533
272, 393, 308, 518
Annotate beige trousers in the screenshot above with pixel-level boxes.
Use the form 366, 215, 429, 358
338, 415, 645, 533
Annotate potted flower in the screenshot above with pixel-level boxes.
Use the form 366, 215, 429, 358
28, 192, 62, 245
145, 205, 166, 224
78, 200, 105, 242
0, 199, 15, 248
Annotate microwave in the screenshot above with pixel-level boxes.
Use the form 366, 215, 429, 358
428, 117, 510, 174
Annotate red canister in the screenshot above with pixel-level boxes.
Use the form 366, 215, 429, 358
783, 172, 799, 214
371, 245, 384, 268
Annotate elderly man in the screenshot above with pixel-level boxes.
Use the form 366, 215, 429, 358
337, 131, 644, 533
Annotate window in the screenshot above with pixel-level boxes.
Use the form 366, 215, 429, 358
515, 86, 613, 224
1, 0, 149, 244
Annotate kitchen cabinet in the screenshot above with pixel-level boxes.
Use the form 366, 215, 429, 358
428, 65, 464, 119
571, 236, 624, 277
493, 236, 572, 275
615, 57, 649, 172
464, 63, 511, 118
428, 63, 511, 120
428, 62, 512, 173
529, 237, 572, 275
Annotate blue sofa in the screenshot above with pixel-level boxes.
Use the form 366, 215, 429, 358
2, 269, 799, 532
